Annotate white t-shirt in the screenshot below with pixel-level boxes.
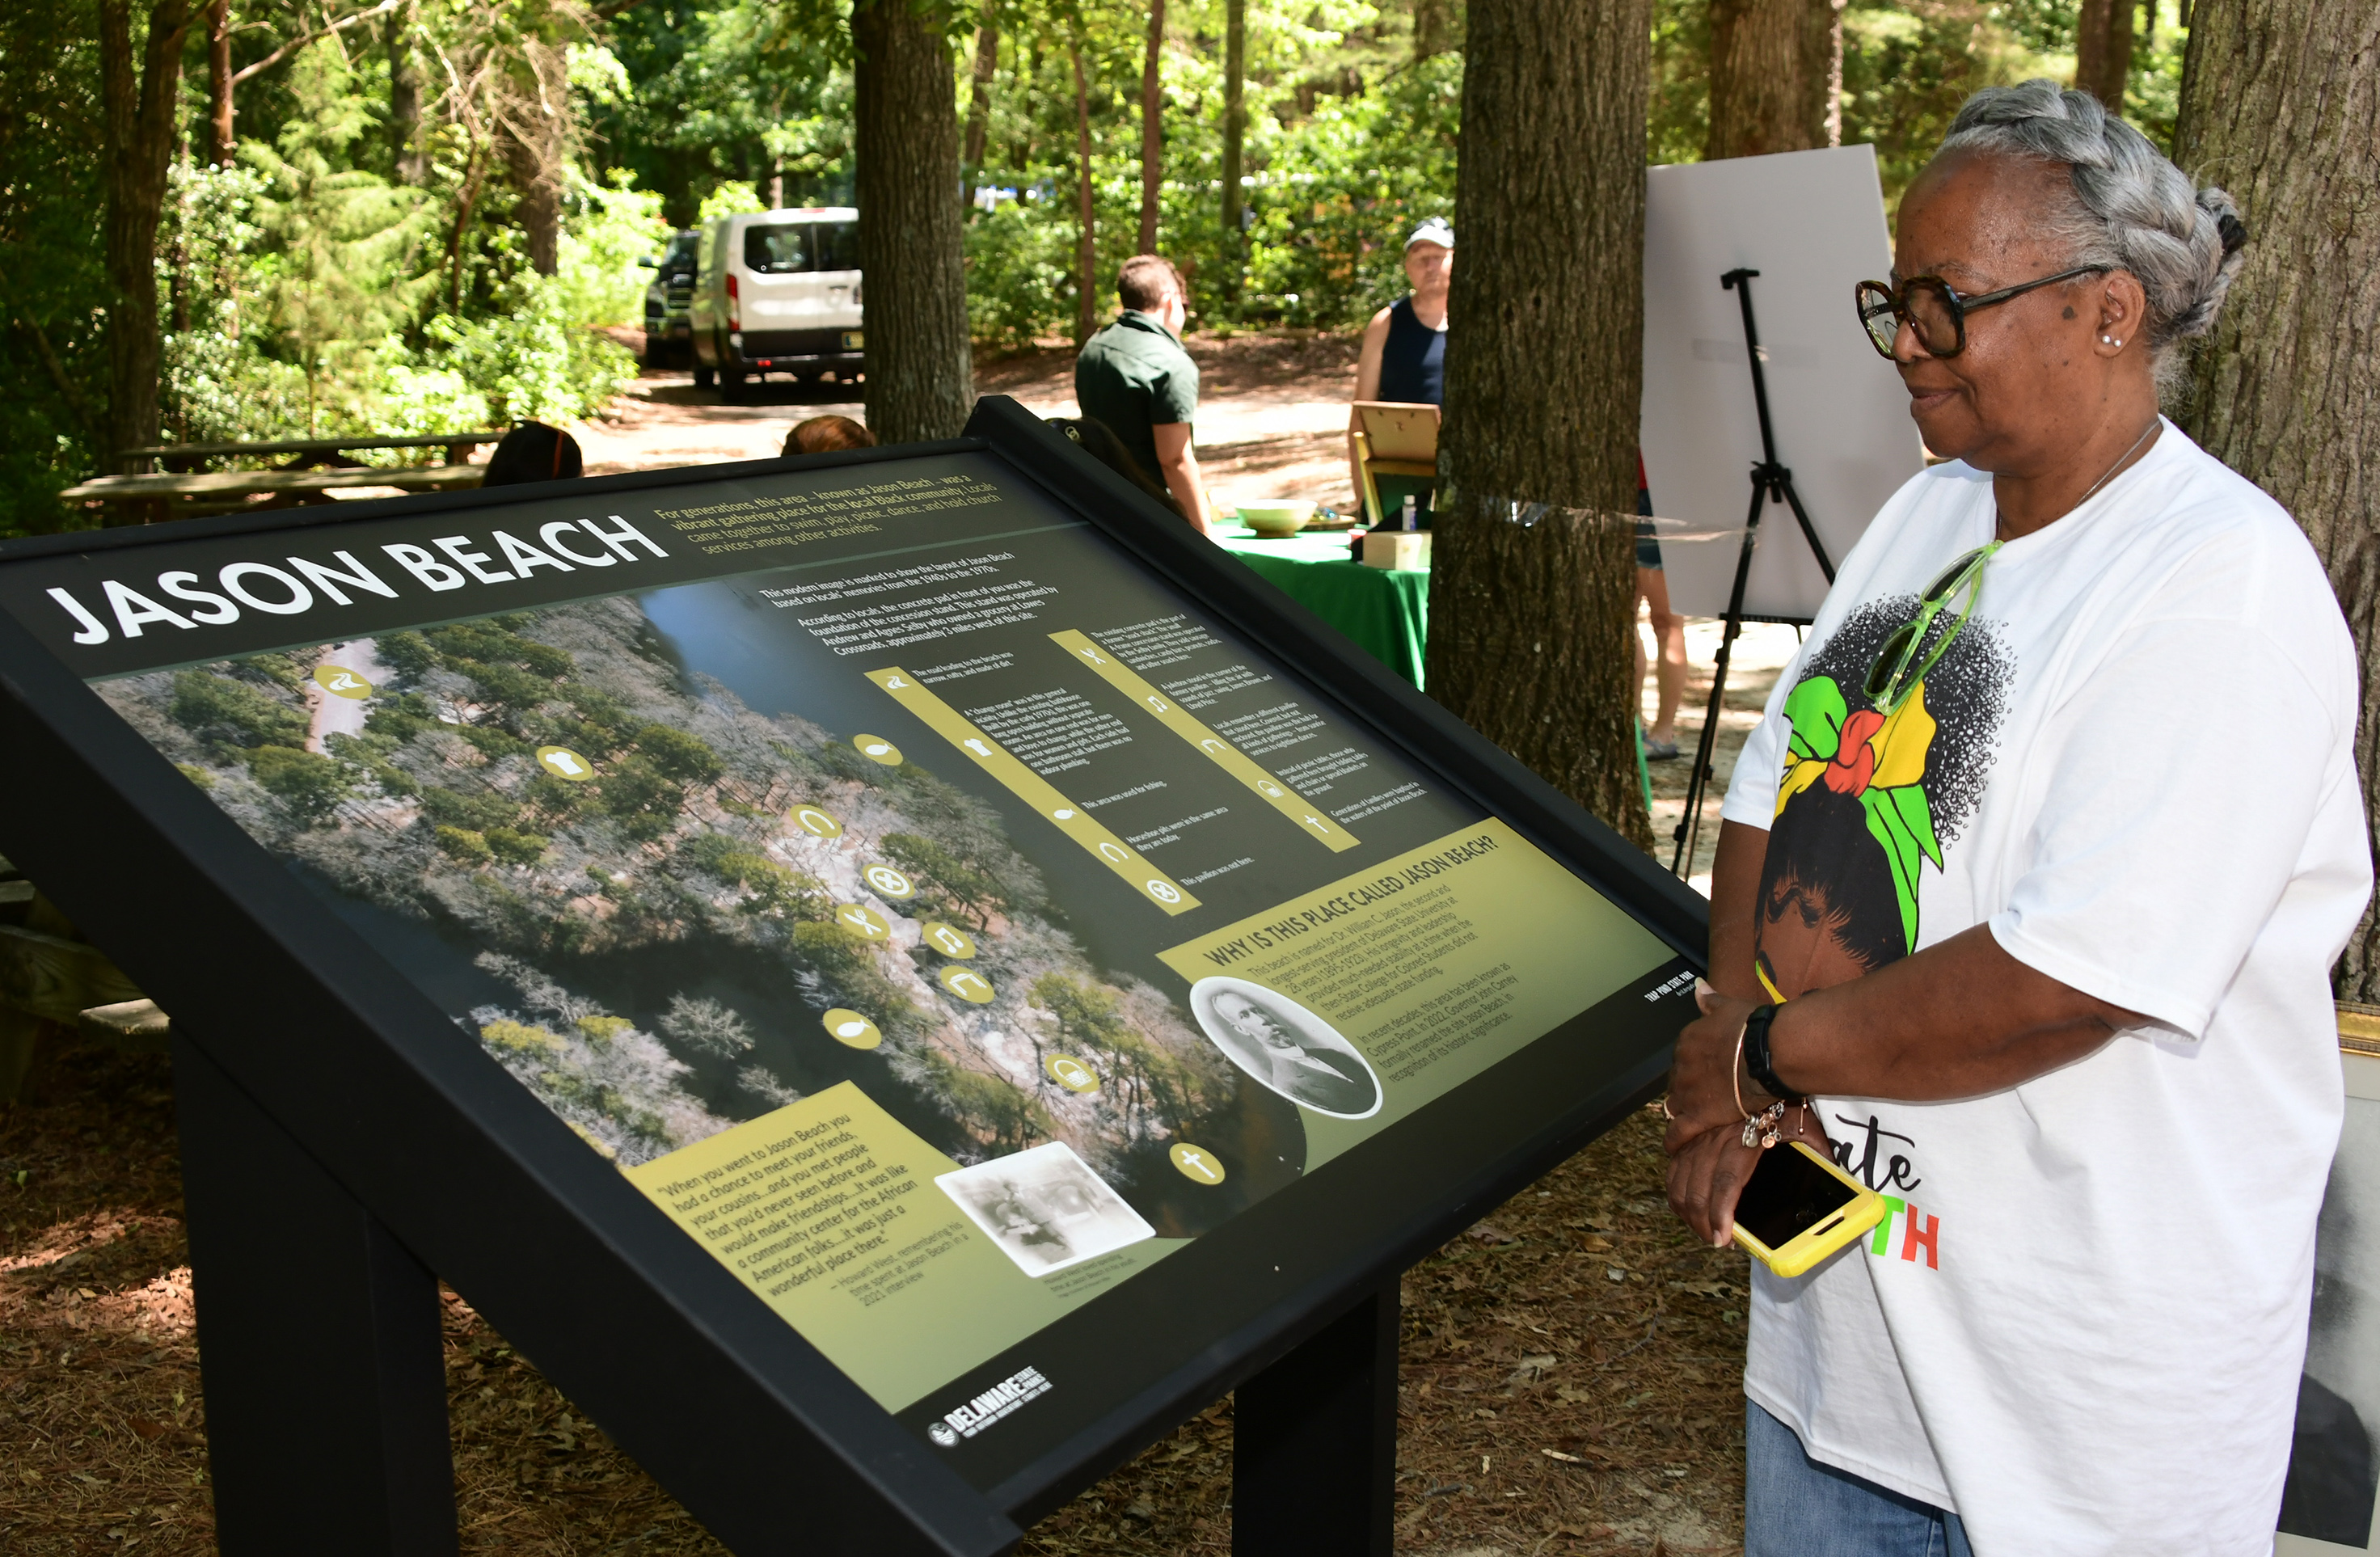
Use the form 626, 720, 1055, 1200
1719, 423, 2371, 1555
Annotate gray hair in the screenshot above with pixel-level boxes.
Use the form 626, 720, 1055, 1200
1939, 80, 2247, 374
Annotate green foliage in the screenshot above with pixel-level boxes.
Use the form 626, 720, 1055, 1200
1648, 0, 1712, 167
0, 0, 107, 538
1239, 56, 1462, 329
484, 825, 552, 863
437, 824, 498, 864
636, 724, 723, 783
1842, 2, 2074, 209
171, 672, 311, 753
249, 745, 355, 821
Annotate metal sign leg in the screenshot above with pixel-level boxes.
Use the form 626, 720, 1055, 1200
175, 1036, 459, 1555
1232, 1279, 1399, 1557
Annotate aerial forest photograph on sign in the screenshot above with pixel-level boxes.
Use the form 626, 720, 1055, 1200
99, 597, 1275, 1212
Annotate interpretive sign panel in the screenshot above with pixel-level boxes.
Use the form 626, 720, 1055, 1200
0, 399, 1703, 1550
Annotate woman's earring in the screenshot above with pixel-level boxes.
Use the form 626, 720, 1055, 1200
2102, 335, 2115, 344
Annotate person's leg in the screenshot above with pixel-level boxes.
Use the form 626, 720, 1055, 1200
1745, 1400, 1957, 1557
1640, 565, 1686, 749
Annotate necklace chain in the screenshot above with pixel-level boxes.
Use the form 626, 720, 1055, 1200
2000, 418, 2161, 540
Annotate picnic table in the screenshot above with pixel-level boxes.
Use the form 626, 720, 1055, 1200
0, 854, 167, 1101
1213, 522, 1432, 689
61, 433, 504, 524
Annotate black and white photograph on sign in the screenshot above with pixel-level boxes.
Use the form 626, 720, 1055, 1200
936, 1141, 1157, 1278
1188, 977, 1381, 1119
2281, 1052, 2380, 1553
1637, 144, 1926, 622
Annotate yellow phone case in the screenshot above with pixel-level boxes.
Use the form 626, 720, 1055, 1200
1732, 1141, 1890, 1278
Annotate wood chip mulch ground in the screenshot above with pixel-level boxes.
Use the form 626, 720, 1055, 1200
1, 1040, 1748, 1555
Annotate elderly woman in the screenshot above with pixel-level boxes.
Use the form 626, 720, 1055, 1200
1665, 81, 2369, 1555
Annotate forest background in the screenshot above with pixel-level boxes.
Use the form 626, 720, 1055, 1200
1, 0, 2188, 538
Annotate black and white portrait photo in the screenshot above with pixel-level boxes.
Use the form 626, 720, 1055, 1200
1188, 977, 1381, 1120
935, 1141, 1156, 1278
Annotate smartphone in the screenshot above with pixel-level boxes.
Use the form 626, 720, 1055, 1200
1730, 1140, 1888, 1278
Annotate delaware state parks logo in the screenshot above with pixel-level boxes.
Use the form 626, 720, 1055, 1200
929, 1365, 1053, 1445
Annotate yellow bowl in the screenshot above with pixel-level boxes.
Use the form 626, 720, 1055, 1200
1237, 501, 1311, 537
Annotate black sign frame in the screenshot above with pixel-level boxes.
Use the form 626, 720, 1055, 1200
0, 396, 1708, 1555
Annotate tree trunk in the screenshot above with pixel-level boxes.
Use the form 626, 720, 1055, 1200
1071, 37, 1095, 345
1705, 0, 1841, 159
1434, 0, 1652, 847
851, 0, 974, 442
386, 2, 425, 185
1222, 0, 1245, 297
964, 24, 997, 172
99, 0, 195, 480
1137, 0, 1164, 255
1414, 0, 1456, 59
2074, 0, 2134, 109
206, 0, 234, 166
500, 122, 563, 275
2174, 0, 2380, 998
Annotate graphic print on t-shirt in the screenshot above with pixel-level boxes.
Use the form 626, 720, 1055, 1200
1754, 597, 2012, 1003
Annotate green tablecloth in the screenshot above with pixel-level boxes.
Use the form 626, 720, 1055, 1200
1213, 525, 1431, 689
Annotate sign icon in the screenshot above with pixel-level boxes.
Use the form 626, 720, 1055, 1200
854, 734, 903, 766
1045, 1055, 1099, 1094
791, 805, 844, 839
1097, 842, 1126, 863
536, 746, 595, 781
833, 904, 892, 940
863, 863, 916, 899
1075, 647, 1108, 665
822, 1008, 883, 1049
1169, 1143, 1226, 1184
927, 1421, 960, 1447
1146, 880, 1182, 904
963, 738, 991, 757
1052, 808, 1074, 821
1201, 739, 1226, 755
939, 966, 995, 1004
1258, 780, 1284, 797
1145, 695, 1167, 712
314, 665, 372, 699
883, 675, 909, 690
922, 922, 977, 959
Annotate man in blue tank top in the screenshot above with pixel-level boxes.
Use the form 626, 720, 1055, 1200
1348, 218, 1451, 521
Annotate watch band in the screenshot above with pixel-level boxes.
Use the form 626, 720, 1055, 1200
1742, 1004, 1800, 1103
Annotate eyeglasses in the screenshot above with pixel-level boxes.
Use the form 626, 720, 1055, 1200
1864, 542, 2001, 715
1854, 267, 2108, 360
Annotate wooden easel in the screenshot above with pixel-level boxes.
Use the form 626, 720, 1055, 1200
1349, 401, 1440, 526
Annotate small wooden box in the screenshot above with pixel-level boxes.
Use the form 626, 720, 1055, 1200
1360, 530, 1432, 570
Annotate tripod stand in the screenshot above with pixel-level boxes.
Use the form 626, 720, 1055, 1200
1669, 268, 1837, 878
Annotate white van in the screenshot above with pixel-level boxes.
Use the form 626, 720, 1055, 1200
690, 207, 864, 397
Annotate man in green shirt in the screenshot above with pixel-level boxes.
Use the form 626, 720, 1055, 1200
1074, 255, 1215, 536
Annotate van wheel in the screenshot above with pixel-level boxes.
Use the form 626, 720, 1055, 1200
721, 368, 748, 401
692, 361, 715, 390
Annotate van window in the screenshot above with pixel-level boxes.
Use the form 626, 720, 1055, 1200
744, 225, 811, 274
811, 222, 860, 272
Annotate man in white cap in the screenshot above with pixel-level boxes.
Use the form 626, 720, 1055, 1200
1348, 217, 1452, 521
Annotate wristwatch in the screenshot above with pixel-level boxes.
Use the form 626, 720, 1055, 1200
1742, 1005, 1800, 1103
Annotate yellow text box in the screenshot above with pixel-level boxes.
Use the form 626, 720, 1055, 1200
864, 666, 1199, 915
1049, 629, 1357, 853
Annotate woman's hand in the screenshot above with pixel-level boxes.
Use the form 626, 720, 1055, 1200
1665, 983, 1762, 1153
1664, 983, 1833, 1247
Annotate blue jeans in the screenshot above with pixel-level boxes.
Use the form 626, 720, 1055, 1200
1746, 1400, 1973, 1557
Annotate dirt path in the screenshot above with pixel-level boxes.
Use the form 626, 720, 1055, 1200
570, 332, 1368, 514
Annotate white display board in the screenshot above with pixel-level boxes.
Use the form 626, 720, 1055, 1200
1639, 145, 1925, 622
